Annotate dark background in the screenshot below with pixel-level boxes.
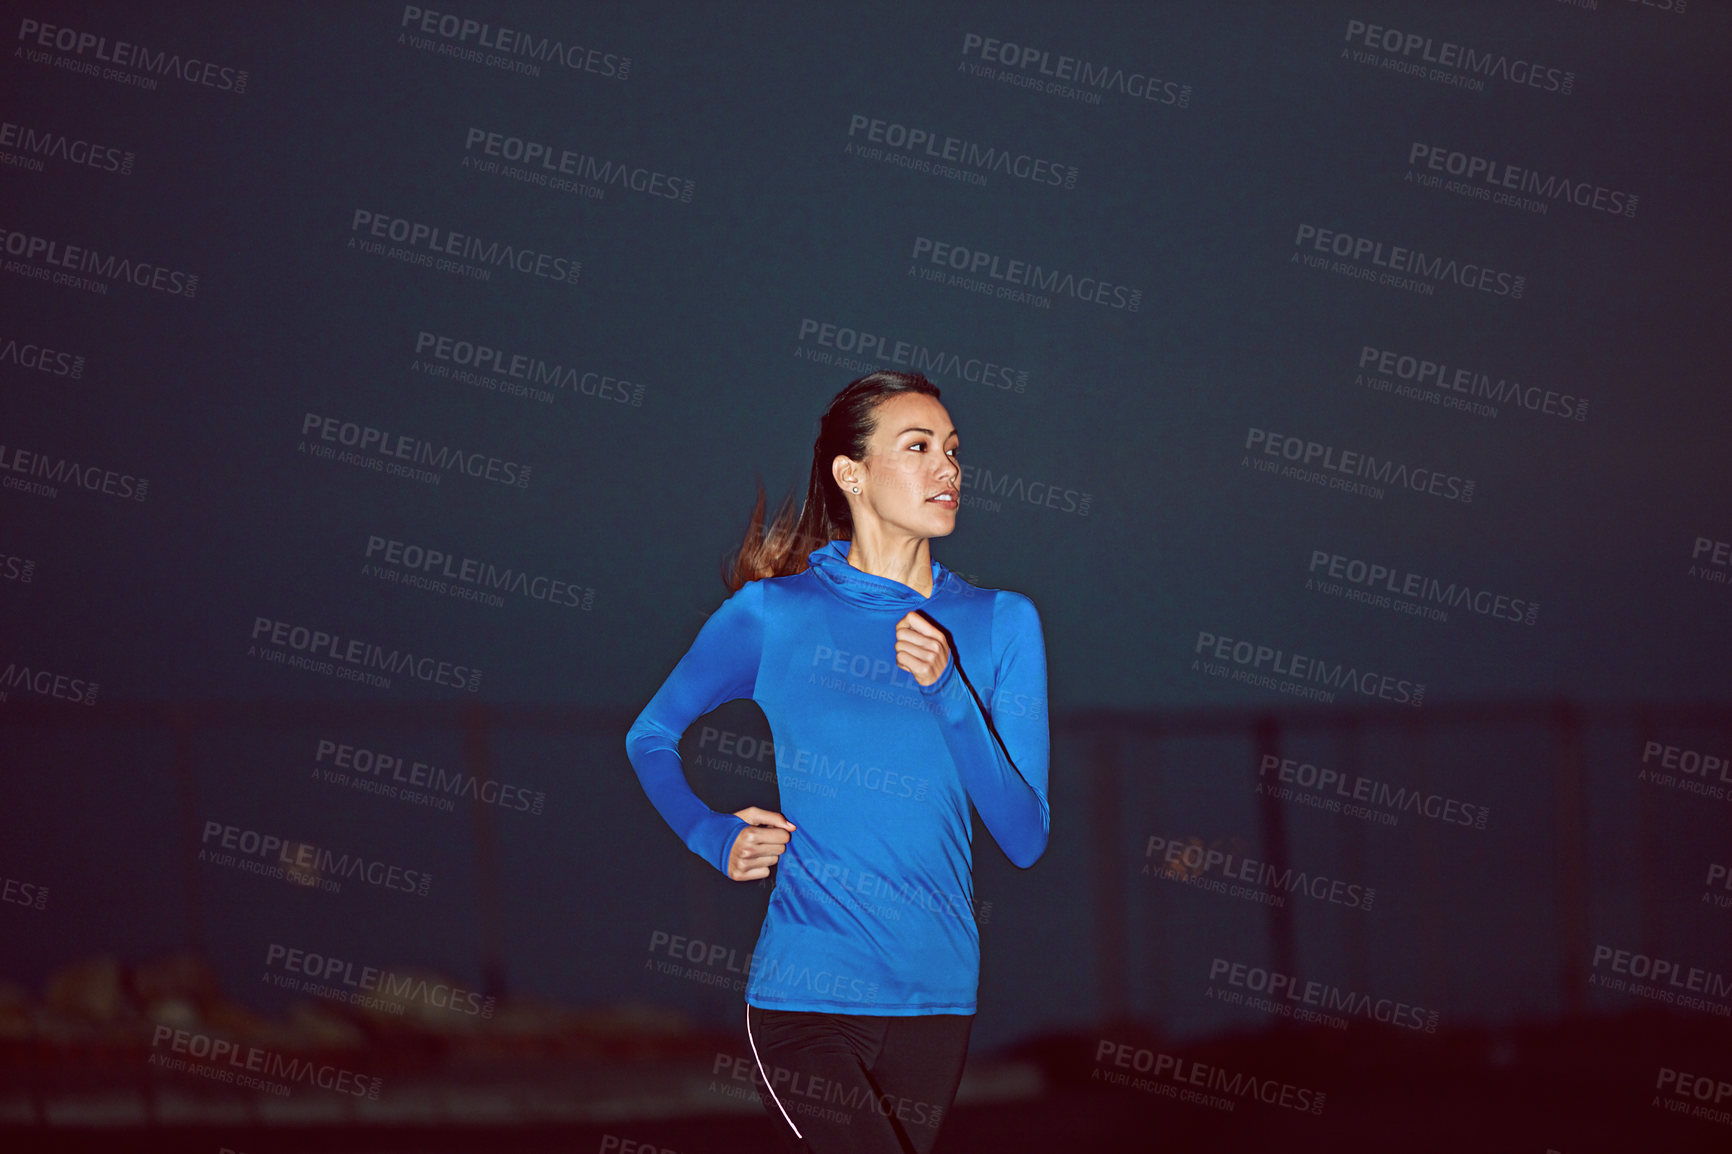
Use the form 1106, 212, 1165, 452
3, 1, 1730, 1150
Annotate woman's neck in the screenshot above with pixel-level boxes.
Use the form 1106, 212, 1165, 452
845, 530, 934, 598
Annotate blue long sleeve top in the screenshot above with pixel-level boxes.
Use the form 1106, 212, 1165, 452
624, 539, 1050, 1015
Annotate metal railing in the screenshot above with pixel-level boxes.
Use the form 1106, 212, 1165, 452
4, 697, 1728, 1038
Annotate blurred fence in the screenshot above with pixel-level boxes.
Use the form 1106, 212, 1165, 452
2, 696, 1729, 1132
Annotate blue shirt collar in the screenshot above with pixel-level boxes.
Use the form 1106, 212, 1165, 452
805, 539, 954, 609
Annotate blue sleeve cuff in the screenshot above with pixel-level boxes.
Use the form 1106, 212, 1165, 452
701, 812, 753, 875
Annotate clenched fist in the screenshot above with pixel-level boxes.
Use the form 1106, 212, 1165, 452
727, 806, 796, 881
895, 610, 951, 687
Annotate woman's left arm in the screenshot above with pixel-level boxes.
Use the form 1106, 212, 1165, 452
911, 593, 1050, 868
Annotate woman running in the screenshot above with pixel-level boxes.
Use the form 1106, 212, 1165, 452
625, 370, 1050, 1153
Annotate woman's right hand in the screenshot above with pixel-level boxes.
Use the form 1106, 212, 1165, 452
726, 806, 796, 881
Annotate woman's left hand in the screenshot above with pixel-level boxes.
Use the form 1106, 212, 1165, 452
895, 611, 950, 687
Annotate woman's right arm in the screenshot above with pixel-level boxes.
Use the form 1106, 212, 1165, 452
624, 580, 765, 874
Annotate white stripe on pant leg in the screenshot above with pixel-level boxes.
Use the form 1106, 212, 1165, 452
747, 1004, 803, 1139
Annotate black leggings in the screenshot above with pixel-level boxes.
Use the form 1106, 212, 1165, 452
745, 1003, 974, 1154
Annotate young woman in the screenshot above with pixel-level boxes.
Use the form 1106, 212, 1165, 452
625, 371, 1051, 1153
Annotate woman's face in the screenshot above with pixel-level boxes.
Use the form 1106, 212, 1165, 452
836, 392, 961, 540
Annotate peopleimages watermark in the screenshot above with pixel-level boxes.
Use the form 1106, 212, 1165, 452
248, 615, 482, 693
1355, 343, 1587, 423
646, 930, 881, 1004
771, 860, 988, 928
348, 209, 579, 286
1144, 835, 1375, 912
1590, 944, 1732, 1018
711, 1049, 948, 1131
1704, 862, 1732, 911
1654, 1065, 1732, 1129
0, 659, 98, 705
690, 718, 985, 833
1243, 427, 1474, 505
2, 873, 48, 911
844, 113, 1076, 191
910, 236, 1141, 312
1193, 629, 1425, 707
692, 724, 830, 796
958, 33, 1192, 109
363, 534, 593, 612
1406, 142, 1637, 219
149, 1025, 379, 1100
0, 333, 85, 379
1688, 536, 1732, 589
1093, 1039, 1326, 1114
262, 942, 496, 1018
1293, 224, 1525, 299
299, 412, 531, 490
461, 127, 693, 203
793, 317, 1028, 393
807, 641, 971, 714
413, 329, 644, 407
0, 442, 147, 503
0, 118, 133, 177
1258, 754, 1490, 832
1306, 547, 1538, 626
1552, 0, 1689, 16
805, 640, 1048, 723
0, 225, 198, 297
646, 930, 754, 995
199, 819, 433, 898
1206, 957, 1439, 1033
1339, 18, 1575, 96
312, 736, 545, 816
15, 16, 249, 94
599, 1136, 682, 1154
959, 461, 1091, 518
397, 4, 630, 80
1639, 740, 1732, 804
0, 551, 34, 584
693, 725, 929, 806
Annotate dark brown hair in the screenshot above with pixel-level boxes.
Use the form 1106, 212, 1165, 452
724, 371, 942, 590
